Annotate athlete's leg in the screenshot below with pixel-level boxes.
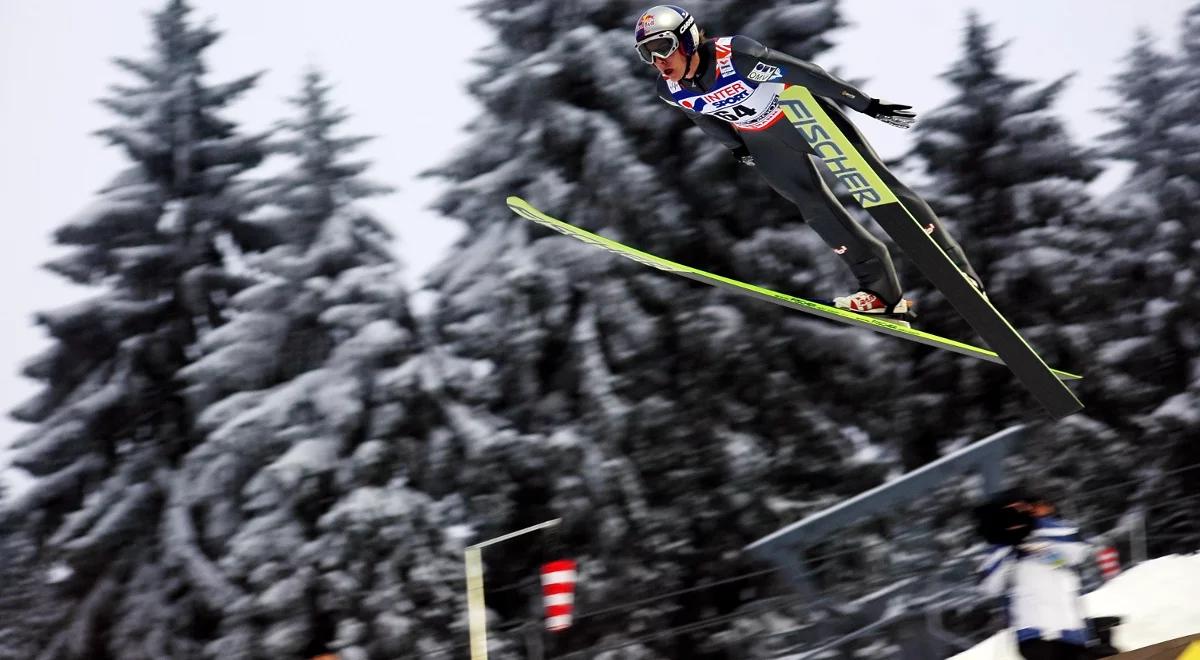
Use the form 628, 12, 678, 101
741, 129, 903, 303
822, 102, 985, 289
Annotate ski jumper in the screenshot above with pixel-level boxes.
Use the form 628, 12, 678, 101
656, 36, 981, 303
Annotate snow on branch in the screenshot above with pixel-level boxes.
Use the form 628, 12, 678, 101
165, 498, 246, 610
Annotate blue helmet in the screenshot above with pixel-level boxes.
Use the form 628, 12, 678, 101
633, 5, 701, 64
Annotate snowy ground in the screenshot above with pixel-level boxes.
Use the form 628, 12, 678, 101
949, 553, 1200, 659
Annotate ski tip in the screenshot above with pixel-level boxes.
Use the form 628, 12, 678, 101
1053, 369, 1084, 382
1048, 401, 1086, 419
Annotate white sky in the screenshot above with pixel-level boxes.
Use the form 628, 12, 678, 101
0, 1, 1193, 450
0, 0, 487, 451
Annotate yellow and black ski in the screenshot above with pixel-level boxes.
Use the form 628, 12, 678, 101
506, 196, 1081, 388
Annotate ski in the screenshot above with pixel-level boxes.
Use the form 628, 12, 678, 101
505, 196, 1081, 383
777, 86, 1083, 418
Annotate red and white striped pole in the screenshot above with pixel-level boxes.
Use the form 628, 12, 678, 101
540, 559, 578, 632
1097, 546, 1121, 580
465, 519, 562, 660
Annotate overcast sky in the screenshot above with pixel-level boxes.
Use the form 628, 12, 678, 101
0, 1, 1193, 450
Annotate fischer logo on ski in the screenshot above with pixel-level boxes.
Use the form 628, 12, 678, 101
780, 97, 896, 208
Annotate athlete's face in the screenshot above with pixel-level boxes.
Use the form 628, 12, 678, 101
653, 49, 689, 82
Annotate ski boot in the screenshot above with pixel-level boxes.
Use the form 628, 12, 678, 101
832, 290, 916, 328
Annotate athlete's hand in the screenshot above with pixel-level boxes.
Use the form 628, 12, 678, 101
864, 98, 916, 129
732, 145, 756, 167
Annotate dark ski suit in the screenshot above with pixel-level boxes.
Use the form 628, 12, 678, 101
655, 36, 980, 303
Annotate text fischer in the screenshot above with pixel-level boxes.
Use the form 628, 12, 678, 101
781, 99, 884, 207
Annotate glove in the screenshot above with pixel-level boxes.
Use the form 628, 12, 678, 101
732, 145, 756, 167
864, 98, 916, 129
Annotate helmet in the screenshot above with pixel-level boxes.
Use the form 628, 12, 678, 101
633, 5, 701, 64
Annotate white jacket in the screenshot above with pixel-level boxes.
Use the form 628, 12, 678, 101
978, 517, 1094, 645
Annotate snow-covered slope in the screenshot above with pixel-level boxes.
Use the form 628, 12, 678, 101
949, 553, 1200, 659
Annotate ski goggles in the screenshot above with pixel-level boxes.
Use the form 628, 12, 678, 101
635, 33, 679, 64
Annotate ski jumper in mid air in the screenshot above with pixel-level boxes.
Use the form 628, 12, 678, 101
634, 5, 984, 325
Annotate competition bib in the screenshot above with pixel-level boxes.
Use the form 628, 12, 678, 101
665, 37, 785, 131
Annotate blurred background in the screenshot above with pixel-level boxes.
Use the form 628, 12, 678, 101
1, 1, 1198, 658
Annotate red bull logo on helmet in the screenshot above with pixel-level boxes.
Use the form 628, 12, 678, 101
636, 13, 655, 38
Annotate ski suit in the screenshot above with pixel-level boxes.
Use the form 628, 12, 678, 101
655, 36, 980, 303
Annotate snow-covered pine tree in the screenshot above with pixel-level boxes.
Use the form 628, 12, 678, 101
910, 12, 1102, 298
424, 1, 919, 656
0, 525, 60, 660
176, 68, 400, 416
901, 12, 1111, 431
1099, 30, 1174, 204
901, 13, 1185, 567
1090, 7, 1200, 555
161, 68, 474, 659
905, 7, 1197, 563
1089, 26, 1190, 412
1, 1, 272, 656
1160, 3, 1200, 236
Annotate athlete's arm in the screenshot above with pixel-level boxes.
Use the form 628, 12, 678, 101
687, 113, 746, 151
729, 35, 871, 111
730, 36, 915, 128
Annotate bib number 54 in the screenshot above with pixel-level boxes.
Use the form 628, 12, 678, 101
713, 105, 756, 121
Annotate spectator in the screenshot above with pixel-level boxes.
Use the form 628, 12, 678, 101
974, 491, 1114, 660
